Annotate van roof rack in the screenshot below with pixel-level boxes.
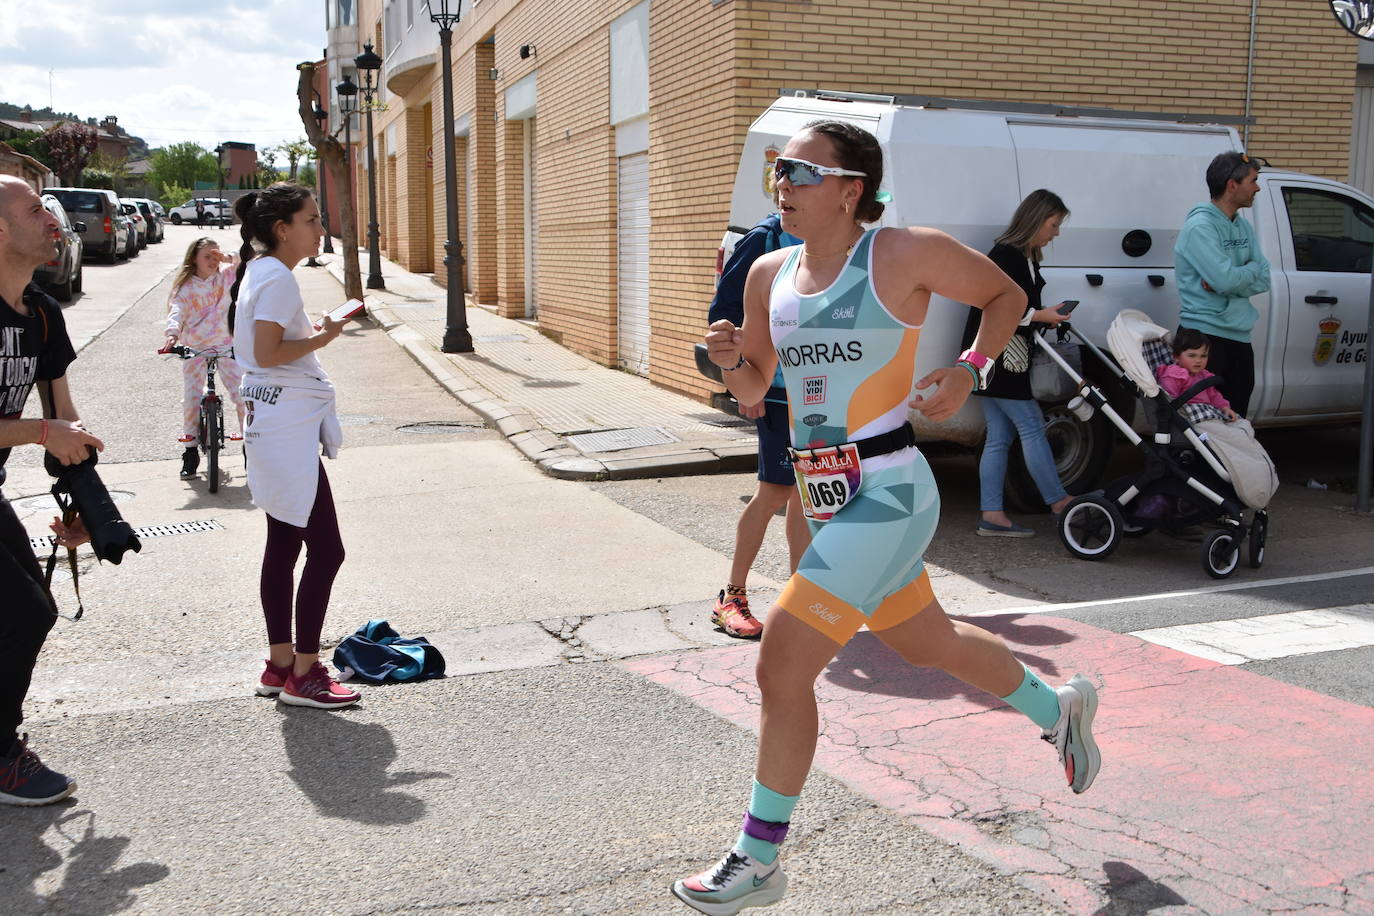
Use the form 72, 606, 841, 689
779, 88, 1254, 126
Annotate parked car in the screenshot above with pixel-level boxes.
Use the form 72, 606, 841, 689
167, 197, 231, 226
42, 187, 129, 264
128, 197, 164, 243
33, 194, 84, 301
120, 200, 147, 250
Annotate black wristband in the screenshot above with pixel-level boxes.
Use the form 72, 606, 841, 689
722, 354, 747, 372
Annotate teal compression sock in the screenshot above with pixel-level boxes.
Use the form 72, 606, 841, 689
735, 780, 799, 865
1001, 665, 1062, 731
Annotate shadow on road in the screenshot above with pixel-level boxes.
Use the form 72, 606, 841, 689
1093, 860, 1188, 915
279, 710, 450, 825
0, 807, 169, 915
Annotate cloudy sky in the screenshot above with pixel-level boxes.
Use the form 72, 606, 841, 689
0, 0, 326, 155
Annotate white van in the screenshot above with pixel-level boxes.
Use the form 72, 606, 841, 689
700, 89, 1370, 498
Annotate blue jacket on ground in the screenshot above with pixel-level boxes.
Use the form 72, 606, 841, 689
708, 214, 799, 403
1173, 202, 1271, 343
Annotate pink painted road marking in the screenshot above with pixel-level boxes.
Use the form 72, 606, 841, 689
624, 614, 1374, 914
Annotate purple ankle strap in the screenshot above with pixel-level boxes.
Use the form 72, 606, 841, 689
742, 812, 790, 845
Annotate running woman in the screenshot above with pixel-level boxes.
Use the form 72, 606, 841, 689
230, 183, 358, 710
679, 121, 1102, 914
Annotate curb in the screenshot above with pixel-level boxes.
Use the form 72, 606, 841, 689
328, 259, 754, 481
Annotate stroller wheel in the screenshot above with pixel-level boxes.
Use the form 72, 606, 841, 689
1202, 528, 1241, 579
1058, 494, 1124, 560
1249, 510, 1268, 569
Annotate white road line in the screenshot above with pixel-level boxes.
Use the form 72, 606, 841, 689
961, 566, 1374, 618
1129, 606, 1374, 665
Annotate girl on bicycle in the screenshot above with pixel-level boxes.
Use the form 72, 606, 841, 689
165, 237, 245, 480
229, 182, 358, 710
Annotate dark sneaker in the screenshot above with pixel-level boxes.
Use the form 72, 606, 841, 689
255, 659, 293, 697
712, 591, 763, 639
1041, 674, 1101, 794
673, 849, 786, 915
179, 446, 200, 480
279, 662, 360, 710
0, 735, 76, 806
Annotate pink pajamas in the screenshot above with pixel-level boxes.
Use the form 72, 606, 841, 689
167, 265, 245, 442
1155, 364, 1233, 412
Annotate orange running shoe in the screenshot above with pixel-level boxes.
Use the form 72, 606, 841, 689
712, 590, 763, 639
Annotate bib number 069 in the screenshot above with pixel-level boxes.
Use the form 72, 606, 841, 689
807, 477, 850, 508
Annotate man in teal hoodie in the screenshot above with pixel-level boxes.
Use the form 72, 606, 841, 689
1173, 151, 1270, 416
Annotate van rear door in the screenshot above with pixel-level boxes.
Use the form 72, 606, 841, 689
1269, 179, 1370, 419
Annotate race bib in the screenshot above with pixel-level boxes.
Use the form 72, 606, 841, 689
792, 442, 862, 522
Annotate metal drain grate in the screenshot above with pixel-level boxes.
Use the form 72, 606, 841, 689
30, 519, 224, 552
564, 427, 680, 454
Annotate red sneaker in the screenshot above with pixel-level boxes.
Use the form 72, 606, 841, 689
712, 590, 763, 639
254, 659, 292, 697
279, 662, 360, 709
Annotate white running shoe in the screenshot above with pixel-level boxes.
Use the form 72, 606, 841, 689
1041, 673, 1101, 794
672, 849, 787, 915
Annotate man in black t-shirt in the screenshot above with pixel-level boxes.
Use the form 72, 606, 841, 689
0, 175, 105, 806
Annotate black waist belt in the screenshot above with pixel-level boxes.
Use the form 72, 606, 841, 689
791, 421, 917, 460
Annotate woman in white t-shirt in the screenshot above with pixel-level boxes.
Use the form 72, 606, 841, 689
228, 183, 358, 710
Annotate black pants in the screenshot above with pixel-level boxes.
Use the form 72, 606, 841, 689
0, 493, 57, 752
1196, 332, 1255, 418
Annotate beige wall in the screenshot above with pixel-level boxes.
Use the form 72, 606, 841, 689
353, 0, 1357, 402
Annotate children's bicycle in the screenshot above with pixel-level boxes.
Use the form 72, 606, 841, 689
159, 344, 235, 493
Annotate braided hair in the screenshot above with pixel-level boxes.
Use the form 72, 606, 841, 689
227, 182, 313, 332
802, 119, 886, 223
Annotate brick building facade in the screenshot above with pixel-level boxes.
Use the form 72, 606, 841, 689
338, 0, 1357, 403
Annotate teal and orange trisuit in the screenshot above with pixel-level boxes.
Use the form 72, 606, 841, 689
768, 228, 941, 643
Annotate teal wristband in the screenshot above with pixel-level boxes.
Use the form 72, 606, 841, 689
955, 360, 980, 388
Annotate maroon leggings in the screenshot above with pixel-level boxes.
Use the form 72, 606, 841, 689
261, 462, 345, 655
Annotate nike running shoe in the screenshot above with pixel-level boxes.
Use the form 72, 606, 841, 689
179, 445, 199, 480
255, 659, 293, 697
0, 735, 76, 807
712, 591, 763, 640
279, 662, 361, 710
672, 849, 786, 915
1041, 674, 1101, 794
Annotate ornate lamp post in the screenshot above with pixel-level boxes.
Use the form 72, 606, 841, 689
354, 42, 385, 290
214, 143, 226, 228
429, 0, 473, 352
312, 93, 334, 255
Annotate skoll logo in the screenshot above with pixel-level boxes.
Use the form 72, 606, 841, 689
808, 602, 841, 624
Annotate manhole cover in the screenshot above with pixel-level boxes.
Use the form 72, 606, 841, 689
397, 420, 484, 434
564, 427, 679, 454
689, 412, 753, 429
473, 334, 528, 343
337, 414, 379, 426
11, 490, 134, 513
30, 518, 224, 552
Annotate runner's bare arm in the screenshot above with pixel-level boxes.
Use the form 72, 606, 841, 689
706, 250, 785, 407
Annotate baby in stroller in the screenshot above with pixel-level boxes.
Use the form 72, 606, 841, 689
1045, 309, 1277, 578
1155, 328, 1239, 423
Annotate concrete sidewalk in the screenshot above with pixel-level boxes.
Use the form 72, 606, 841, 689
324, 251, 755, 480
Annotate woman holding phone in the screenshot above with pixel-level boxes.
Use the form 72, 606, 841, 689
229, 182, 359, 709
961, 189, 1077, 537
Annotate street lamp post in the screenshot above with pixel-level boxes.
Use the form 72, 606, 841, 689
214, 143, 225, 229
312, 94, 334, 255
430, 0, 473, 353
355, 42, 385, 290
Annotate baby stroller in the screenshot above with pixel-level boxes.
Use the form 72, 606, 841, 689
1032, 310, 1277, 579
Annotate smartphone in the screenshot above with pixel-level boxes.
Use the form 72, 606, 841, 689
316, 298, 365, 329
1057, 300, 1080, 315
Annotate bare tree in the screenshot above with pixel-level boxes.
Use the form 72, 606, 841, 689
296, 63, 361, 300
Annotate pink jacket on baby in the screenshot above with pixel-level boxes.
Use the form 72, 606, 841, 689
1155, 364, 1233, 411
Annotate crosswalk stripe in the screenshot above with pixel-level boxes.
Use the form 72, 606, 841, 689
961, 565, 1374, 617
1129, 606, 1374, 664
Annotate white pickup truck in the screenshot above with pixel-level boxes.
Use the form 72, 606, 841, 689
698, 90, 1369, 503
